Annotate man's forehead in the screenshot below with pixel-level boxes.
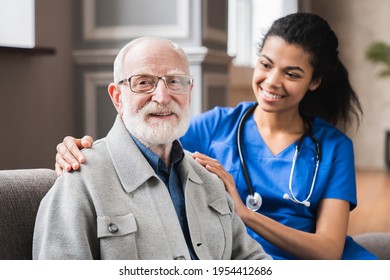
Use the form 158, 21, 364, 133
124, 53, 188, 76
130, 66, 187, 76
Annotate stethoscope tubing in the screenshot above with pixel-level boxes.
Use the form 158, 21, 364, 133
237, 103, 321, 210
237, 104, 257, 197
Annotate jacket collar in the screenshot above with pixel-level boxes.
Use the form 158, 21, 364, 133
106, 116, 157, 193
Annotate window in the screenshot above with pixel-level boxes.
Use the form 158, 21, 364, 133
228, 0, 298, 67
0, 0, 35, 48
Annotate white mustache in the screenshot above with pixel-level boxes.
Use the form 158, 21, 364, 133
140, 102, 181, 117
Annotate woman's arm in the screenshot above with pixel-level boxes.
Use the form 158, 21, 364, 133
192, 152, 349, 260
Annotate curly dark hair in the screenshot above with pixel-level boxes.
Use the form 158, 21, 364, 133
258, 12, 362, 130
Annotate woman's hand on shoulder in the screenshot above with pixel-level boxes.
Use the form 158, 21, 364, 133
55, 135, 94, 176
191, 152, 248, 215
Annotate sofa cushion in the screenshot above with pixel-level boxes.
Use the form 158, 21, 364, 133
0, 169, 56, 259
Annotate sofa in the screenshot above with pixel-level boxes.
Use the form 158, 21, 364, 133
0, 168, 56, 259
0, 168, 389, 260
353, 232, 390, 260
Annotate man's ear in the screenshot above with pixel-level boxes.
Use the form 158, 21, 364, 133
108, 83, 124, 115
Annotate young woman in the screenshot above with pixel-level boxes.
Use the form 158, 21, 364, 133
55, 13, 377, 259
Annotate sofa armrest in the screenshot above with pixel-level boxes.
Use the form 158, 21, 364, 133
353, 232, 390, 260
0, 168, 56, 259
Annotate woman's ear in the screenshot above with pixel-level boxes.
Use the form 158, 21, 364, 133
108, 83, 124, 115
309, 78, 322, 91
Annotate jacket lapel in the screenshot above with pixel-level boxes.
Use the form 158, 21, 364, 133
105, 116, 156, 193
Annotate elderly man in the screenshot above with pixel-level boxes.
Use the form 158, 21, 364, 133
33, 37, 271, 260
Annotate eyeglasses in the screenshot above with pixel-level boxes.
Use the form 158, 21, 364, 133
117, 74, 193, 94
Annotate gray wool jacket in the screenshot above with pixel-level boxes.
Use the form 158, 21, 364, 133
33, 116, 271, 260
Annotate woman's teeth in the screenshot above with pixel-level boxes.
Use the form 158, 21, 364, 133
263, 90, 282, 99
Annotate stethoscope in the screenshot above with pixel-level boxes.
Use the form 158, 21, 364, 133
237, 104, 321, 211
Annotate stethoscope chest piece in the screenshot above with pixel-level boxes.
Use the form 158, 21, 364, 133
246, 192, 262, 211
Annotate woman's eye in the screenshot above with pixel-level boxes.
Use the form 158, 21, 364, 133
286, 72, 300, 79
260, 61, 271, 69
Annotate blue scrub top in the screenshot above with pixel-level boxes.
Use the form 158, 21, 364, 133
180, 101, 377, 260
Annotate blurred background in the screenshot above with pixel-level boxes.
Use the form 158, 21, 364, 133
0, 0, 389, 235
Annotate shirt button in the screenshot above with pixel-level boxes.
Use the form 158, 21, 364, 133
174, 255, 186, 260
108, 223, 118, 233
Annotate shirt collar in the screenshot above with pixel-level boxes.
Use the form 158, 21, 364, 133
130, 134, 184, 173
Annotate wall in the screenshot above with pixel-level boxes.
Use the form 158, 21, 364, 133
301, 0, 390, 170
0, 0, 75, 169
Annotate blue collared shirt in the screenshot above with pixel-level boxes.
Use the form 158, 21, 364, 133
131, 135, 198, 260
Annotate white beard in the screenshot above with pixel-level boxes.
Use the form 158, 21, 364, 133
122, 99, 190, 147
